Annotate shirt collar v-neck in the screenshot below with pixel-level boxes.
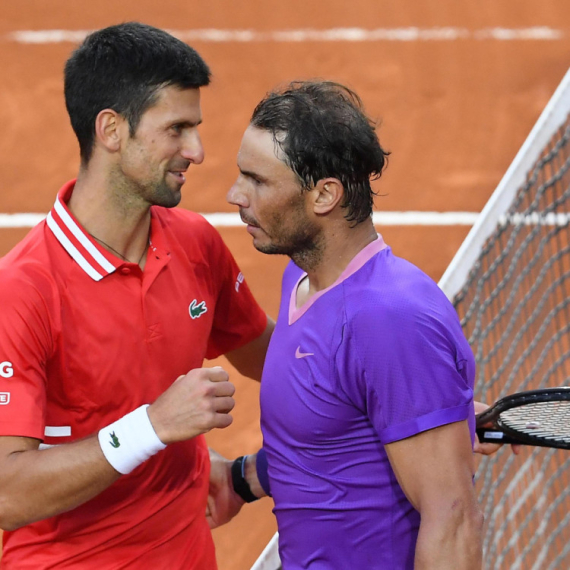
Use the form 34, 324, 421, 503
288, 234, 388, 324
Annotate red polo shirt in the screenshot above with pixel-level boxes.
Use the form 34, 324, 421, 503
0, 180, 268, 569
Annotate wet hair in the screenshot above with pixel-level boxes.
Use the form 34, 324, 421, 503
250, 80, 389, 225
64, 22, 211, 164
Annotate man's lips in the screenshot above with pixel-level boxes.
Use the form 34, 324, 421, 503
242, 219, 259, 229
168, 162, 190, 184
168, 170, 187, 184
239, 211, 259, 228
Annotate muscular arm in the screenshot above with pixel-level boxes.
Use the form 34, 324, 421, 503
0, 367, 235, 531
0, 435, 120, 531
224, 317, 275, 381
385, 420, 483, 569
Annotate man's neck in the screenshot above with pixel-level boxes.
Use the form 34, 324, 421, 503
295, 220, 378, 306
68, 169, 152, 265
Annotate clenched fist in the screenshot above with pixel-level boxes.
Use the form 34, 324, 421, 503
147, 367, 236, 444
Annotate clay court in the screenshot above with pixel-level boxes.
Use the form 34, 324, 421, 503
1, 2, 569, 569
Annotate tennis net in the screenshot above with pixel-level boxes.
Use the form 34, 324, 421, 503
251, 67, 570, 570
440, 66, 570, 570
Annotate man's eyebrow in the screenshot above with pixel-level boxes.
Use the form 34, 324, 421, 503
171, 119, 203, 127
239, 168, 267, 182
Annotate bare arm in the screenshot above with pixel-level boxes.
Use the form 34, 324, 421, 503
0, 435, 119, 531
0, 367, 235, 531
385, 420, 483, 569
224, 317, 275, 381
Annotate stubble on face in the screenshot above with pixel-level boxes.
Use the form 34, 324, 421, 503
234, 126, 326, 271
112, 136, 186, 210
140, 168, 184, 209
253, 193, 325, 272
110, 86, 202, 211
108, 164, 181, 216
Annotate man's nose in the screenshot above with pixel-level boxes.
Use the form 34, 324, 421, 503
226, 178, 249, 207
181, 131, 205, 164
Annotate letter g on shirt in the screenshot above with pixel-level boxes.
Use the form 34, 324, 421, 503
0, 361, 13, 378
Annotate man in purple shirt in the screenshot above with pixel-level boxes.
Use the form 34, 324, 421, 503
218, 81, 483, 569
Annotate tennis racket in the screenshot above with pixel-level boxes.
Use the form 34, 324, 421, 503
476, 387, 570, 449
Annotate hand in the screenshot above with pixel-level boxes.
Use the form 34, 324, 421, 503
206, 449, 246, 529
473, 400, 521, 456
147, 367, 235, 444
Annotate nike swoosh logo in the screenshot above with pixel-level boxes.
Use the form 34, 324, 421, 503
295, 346, 314, 359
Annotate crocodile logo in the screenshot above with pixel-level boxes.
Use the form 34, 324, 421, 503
189, 299, 208, 319
109, 431, 120, 448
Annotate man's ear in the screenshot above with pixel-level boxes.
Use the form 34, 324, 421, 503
312, 178, 344, 215
94, 109, 127, 153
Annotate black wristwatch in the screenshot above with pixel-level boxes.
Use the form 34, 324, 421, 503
231, 455, 260, 503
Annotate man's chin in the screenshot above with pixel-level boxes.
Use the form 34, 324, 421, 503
153, 187, 182, 208
253, 241, 289, 256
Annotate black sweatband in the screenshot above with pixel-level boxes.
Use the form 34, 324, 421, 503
231, 455, 260, 503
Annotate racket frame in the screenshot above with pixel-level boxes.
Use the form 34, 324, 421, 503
475, 387, 570, 449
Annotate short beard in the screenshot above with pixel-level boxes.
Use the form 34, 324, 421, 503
112, 169, 182, 210
146, 179, 182, 209
112, 154, 182, 210
255, 228, 324, 273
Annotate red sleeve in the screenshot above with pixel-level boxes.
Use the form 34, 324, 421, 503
203, 229, 267, 359
0, 268, 54, 439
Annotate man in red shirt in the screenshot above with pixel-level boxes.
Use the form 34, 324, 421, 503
0, 22, 272, 569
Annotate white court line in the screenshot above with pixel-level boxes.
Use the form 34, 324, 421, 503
0, 213, 46, 227
4, 27, 563, 44
0, 211, 480, 228
7, 211, 570, 228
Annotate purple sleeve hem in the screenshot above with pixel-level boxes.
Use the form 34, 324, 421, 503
379, 402, 472, 444
256, 447, 272, 497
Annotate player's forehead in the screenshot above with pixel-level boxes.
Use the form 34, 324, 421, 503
143, 85, 203, 125
237, 126, 287, 170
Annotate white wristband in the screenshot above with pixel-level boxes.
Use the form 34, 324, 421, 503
98, 405, 167, 475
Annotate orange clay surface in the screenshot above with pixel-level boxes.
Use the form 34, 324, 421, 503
0, 2, 569, 569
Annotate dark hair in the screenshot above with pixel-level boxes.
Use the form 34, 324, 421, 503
250, 81, 389, 225
64, 22, 211, 164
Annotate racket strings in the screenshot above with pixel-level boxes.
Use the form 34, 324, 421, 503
500, 400, 570, 443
